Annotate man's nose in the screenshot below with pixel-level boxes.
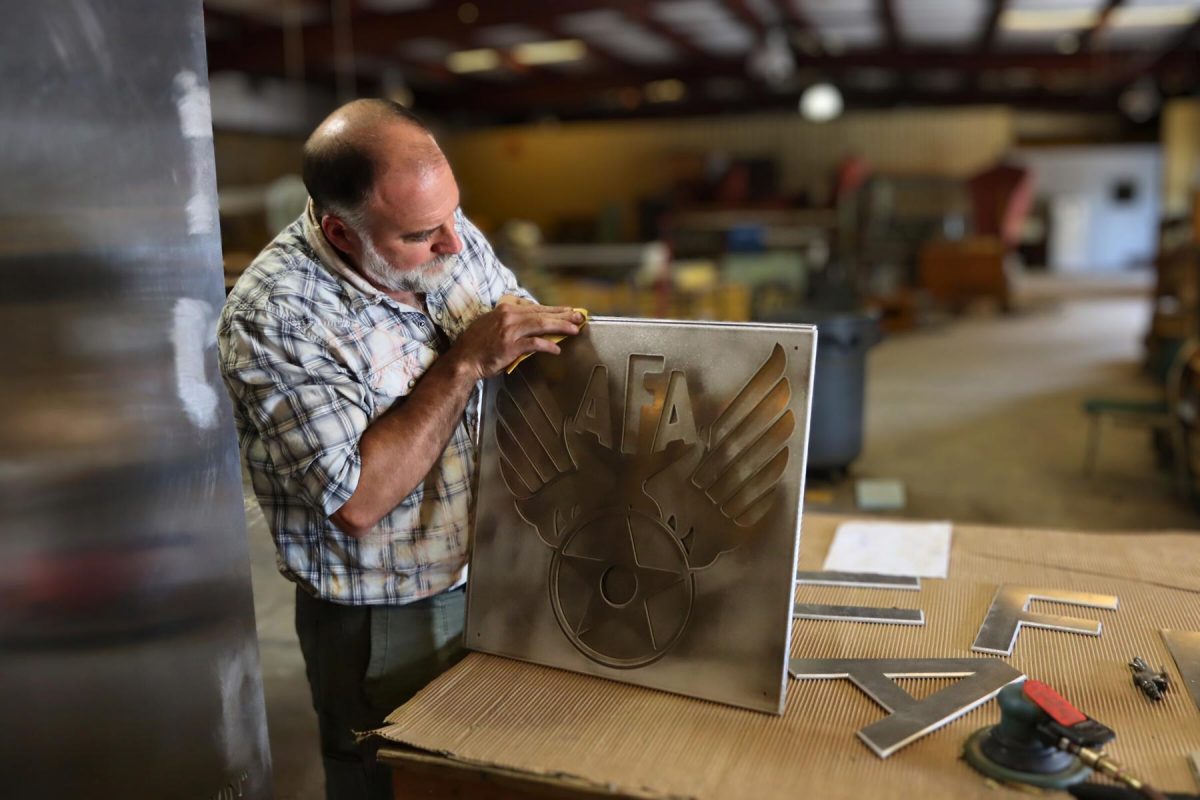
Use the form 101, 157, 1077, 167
432, 223, 462, 255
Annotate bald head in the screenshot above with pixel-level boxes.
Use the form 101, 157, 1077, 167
302, 99, 445, 224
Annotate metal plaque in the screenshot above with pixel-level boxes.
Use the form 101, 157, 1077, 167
971, 585, 1119, 656
1162, 629, 1200, 712
466, 318, 816, 713
789, 658, 1026, 758
793, 604, 925, 625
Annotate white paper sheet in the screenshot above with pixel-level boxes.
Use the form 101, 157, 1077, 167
822, 520, 953, 579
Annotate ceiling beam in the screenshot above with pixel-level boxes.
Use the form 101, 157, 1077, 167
877, 0, 901, 52
1118, 15, 1200, 87
628, 8, 712, 62
205, 0, 652, 77
420, 51, 1160, 113
421, 80, 1123, 122
724, 0, 768, 40
211, 40, 1171, 83
977, 0, 1008, 52
541, 19, 633, 69
972, 0, 1010, 93
1079, 0, 1127, 51
777, 0, 815, 33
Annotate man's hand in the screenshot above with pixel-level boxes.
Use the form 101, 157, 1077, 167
497, 293, 535, 306
448, 303, 583, 381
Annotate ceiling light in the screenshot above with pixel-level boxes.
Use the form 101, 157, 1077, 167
645, 79, 687, 102
1110, 5, 1199, 28
511, 39, 587, 66
799, 83, 843, 123
1119, 77, 1160, 123
446, 48, 500, 73
1000, 9, 1098, 32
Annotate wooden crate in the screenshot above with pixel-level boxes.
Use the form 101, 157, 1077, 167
917, 236, 1008, 312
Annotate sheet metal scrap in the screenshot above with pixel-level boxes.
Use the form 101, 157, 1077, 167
1129, 657, 1170, 701
1162, 629, 1200, 712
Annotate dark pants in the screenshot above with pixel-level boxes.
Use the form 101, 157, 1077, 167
294, 585, 467, 800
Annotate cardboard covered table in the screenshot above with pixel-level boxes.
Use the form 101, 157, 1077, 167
374, 513, 1200, 799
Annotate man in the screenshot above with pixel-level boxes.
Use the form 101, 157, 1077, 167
218, 99, 583, 800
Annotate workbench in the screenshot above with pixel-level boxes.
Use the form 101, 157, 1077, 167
375, 513, 1200, 799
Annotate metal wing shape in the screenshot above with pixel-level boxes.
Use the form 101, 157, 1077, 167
645, 343, 794, 570
493, 370, 583, 547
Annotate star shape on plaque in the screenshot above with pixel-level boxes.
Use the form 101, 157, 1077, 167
550, 508, 693, 668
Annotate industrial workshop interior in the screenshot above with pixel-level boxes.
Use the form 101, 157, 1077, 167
6, 1, 1200, 798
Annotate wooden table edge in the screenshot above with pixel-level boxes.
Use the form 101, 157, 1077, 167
378, 745, 684, 800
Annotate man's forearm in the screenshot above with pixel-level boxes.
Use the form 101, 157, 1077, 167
330, 350, 477, 537
328, 301, 583, 537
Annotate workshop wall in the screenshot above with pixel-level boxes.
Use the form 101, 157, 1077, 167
214, 130, 304, 187
1163, 98, 1200, 217
214, 131, 305, 255
1013, 144, 1162, 272
208, 106, 1157, 249
442, 107, 1014, 237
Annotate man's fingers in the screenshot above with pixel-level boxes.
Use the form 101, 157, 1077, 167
515, 316, 580, 338
519, 337, 562, 356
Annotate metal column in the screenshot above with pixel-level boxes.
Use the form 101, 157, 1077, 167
0, 2, 272, 797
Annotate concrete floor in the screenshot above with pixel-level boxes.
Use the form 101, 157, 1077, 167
245, 292, 1197, 800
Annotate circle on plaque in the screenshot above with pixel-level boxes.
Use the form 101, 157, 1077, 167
549, 507, 694, 669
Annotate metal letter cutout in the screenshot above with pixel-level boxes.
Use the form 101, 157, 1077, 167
795, 570, 921, 590
793, 604, 925, 626
467, 319, 817, 713
789, 658, 1026, 758
971, 585, 1119, 656
793, 571, 924, 625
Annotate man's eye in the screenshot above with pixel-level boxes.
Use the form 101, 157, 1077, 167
404, 232, 433, 243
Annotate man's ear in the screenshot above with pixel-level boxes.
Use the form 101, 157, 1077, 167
321, 214, 358, 255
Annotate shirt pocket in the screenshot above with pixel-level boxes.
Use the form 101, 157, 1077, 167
366, 339, 437, 412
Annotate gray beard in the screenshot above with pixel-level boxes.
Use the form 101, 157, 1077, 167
359, 234, 456, 295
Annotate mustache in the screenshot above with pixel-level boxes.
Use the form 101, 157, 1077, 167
418, 253, 457, 273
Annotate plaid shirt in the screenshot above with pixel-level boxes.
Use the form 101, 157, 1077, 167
218, 205, 530, 606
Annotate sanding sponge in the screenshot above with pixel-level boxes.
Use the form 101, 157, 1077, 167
505, 307, 589, 374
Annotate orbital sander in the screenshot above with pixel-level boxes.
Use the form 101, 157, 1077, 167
964, 679, 1169, 799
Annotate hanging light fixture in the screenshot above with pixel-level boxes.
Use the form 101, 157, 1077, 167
799, 83, 843, 123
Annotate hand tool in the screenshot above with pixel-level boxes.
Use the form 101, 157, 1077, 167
1130, 657, 1170, 701
964, 679, 1167, 799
